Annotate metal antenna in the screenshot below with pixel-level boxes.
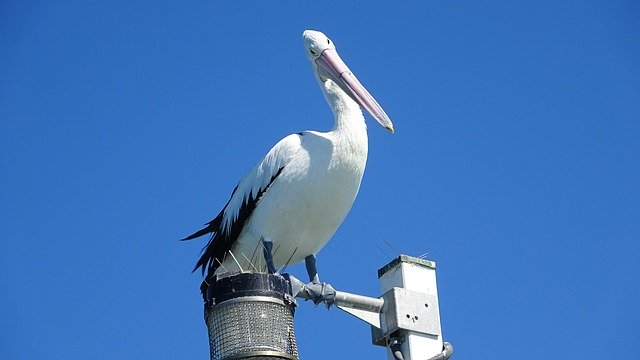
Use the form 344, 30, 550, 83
280, 247, 298, 274
253, 241, 263, 271
248, 240, 260, 267
272, 243, 282, 258
375, 242, 393, 260
228, 250, 244, 272
214, 257, 228, 273
383, 238, 401, 256
240, 252, 259, 272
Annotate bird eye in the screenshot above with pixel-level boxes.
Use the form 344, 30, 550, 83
327, 39, 331, 45
309, 48, 317, 55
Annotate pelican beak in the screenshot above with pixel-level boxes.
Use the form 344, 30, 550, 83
315, 49, 395, 133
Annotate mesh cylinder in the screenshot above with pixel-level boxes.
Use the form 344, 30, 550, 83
204, 273, 298, 360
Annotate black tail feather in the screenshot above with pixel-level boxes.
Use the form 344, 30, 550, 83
181, 225, 214, 241
182, 212, 223, 241
182, 212, 224, 275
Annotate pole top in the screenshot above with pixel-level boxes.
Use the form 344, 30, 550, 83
205, 272, 292, 306
378, 255, 436, 278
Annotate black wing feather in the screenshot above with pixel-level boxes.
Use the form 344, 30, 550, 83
182, 167, 285, 278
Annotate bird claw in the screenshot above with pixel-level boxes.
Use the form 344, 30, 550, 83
304, 281, 336, 308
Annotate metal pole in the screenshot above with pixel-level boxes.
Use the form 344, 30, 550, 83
200, 255, 451, 360
378, 255, 444, 360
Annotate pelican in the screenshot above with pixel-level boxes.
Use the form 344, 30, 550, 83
183, 30, 394, 302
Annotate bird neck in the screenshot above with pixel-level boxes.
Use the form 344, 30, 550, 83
320, 79, 367, 136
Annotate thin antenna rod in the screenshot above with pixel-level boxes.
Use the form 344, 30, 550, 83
249, 240, 260, 267
215, 257, 228, 273
383, 238, 401, 256
375, 242, 393, 260
258, 240, 281, 273
241, 253, 259, 272
228, 250, 244, 272
280, 247, 298, 274
259, 240, 268, 272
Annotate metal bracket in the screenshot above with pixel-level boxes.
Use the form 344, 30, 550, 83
338, 305, 381, 328
372, 287, 441, 346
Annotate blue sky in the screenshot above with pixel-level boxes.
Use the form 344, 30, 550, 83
1, 1, 638, 359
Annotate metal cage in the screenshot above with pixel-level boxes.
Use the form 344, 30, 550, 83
204, 273, 299, 360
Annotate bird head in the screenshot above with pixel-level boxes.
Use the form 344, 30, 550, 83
303, 30, 394, 133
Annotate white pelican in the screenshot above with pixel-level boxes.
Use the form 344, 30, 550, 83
184, 30, 394, 301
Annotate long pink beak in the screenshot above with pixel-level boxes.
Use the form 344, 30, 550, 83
315, 48, 395, 133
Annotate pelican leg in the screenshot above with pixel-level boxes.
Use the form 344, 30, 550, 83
262, 239, 277, 274
305, 254, 320, 283
303, 255, 336, 307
